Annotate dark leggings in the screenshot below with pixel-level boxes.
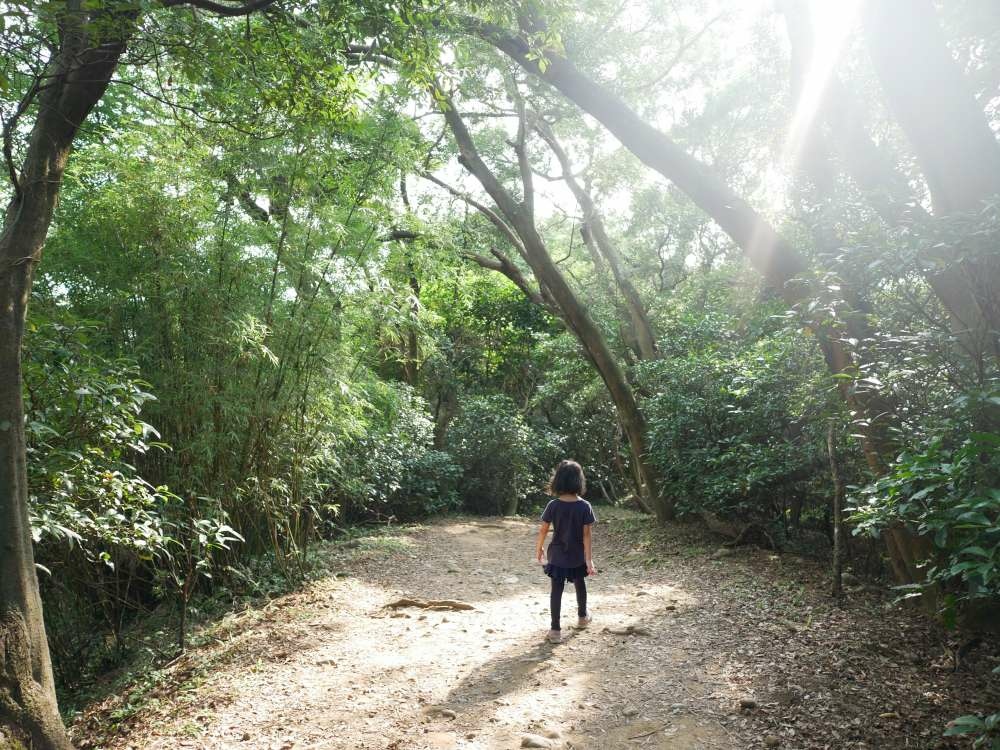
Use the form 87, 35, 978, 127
550, 576, 587, 630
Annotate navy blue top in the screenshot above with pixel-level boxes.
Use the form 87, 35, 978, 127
542, 498, 597, 568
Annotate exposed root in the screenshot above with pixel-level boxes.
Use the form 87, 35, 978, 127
384, 598, 475, 611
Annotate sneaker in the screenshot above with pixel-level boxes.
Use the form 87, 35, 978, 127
576, 615, 593, 629
547, 629, 562, 643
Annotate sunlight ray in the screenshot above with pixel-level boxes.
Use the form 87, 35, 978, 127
783, 0, 865, 170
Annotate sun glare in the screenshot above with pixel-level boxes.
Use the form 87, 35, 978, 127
784, 0, 865, 167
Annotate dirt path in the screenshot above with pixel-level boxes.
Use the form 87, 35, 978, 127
75, 512, 998, 750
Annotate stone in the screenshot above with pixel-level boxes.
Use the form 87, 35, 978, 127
711, 547, 736, 560
764, 736, 780, 748
739, 697, 758, 711
537, 723, 562, 739
623, 707, 639, 717
521, 734, 553, 748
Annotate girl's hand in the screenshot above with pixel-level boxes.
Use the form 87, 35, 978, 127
536, 549, 545, 564
587, 560, 597, 576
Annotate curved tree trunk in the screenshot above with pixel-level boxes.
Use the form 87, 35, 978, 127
433, 87, 672, 521
535, 123, 659, 360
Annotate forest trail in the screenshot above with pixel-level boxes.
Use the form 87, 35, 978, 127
76, 512, 997, 750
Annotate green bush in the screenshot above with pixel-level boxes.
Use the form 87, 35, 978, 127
24, 313, 240, 685
944, 705, 1000, 749
331, 383, 461, 522
447, 394, 560, 515
641, 306, 831, 521
850, 390, 1000, 615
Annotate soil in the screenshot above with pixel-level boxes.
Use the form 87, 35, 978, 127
72, 510, 999, 749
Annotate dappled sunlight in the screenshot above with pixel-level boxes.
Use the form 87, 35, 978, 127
101, 516, 739, 749
72, 515, 999, 749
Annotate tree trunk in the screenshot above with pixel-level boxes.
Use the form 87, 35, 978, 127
827, 423, 844, 600
0, 6, 132, 744
535, 124, 659, 360
863, 0, 1000, 365
403, 265, 420, 386
0, 269, 72, 750
435, 88, 672, 521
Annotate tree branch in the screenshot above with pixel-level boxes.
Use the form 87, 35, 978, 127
159, 0, 278, 17
510, 86, 535, 218
535, 119, 658, 358
460, 246, 548, 309
419, 170, 527, 260
1, 74, 43, 202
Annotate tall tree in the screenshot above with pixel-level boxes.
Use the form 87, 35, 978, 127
430, 84, 670, 519
0, 1, 291, 744
461, 14, 900, 476
862, 0, 1000, 367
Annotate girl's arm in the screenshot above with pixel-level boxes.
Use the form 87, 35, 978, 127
535, 521, 550, 563
583, 523, 595, 574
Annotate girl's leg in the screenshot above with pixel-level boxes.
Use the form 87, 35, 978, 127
550, 577, 566, 630
573, 576, 588, 618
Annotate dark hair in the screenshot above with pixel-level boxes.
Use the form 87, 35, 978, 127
547, 459, 586, 496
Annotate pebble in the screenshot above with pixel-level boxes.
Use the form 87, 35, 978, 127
520, 734, 553, 748
739, 697, 758, 711
537, 723, 562, 739
622, 707, 639, 717
764, 736, 780, 748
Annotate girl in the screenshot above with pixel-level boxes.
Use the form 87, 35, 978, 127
535, 459, 597, 643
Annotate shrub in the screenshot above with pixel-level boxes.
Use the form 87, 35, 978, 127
330, 383, 461, 523
850, 389, 1000, 618
641, 311, 831, 521
447, 395, 560, 515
